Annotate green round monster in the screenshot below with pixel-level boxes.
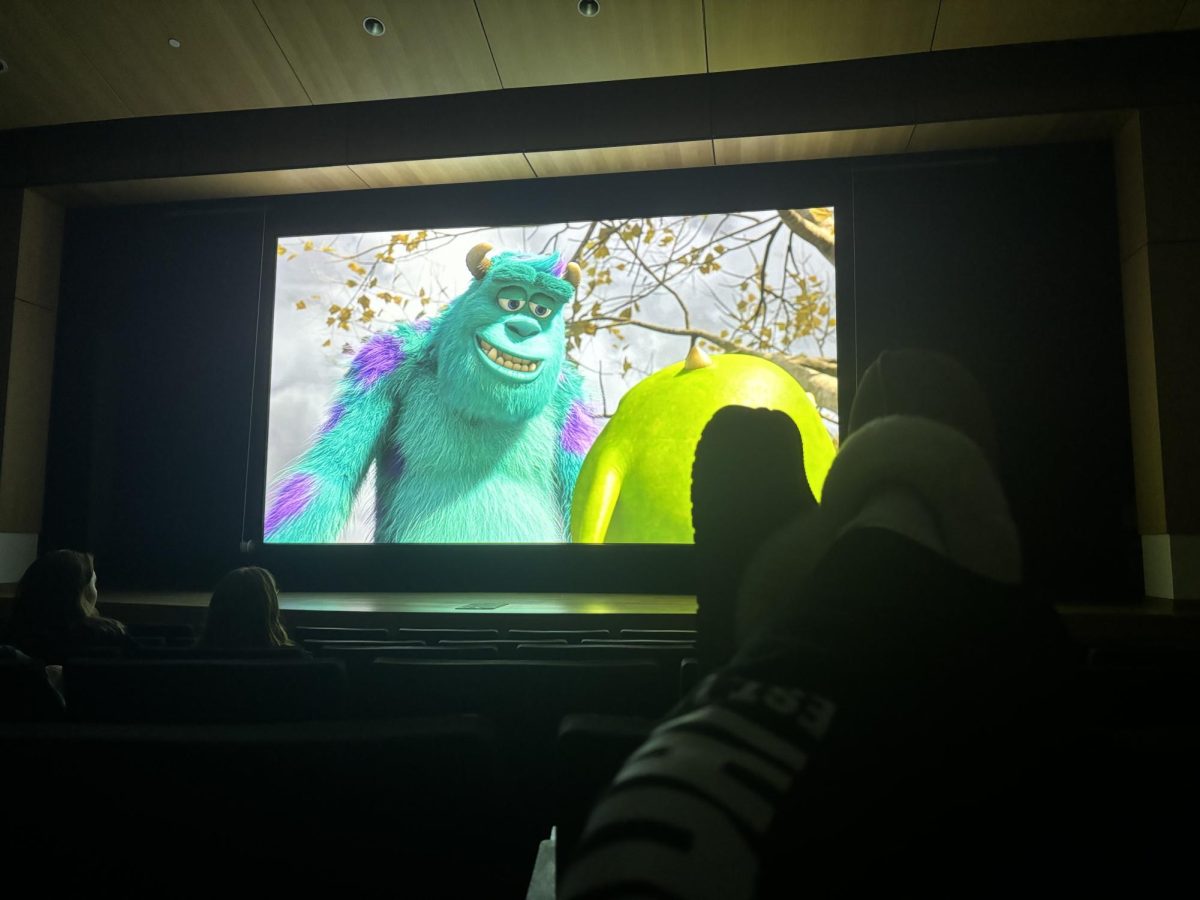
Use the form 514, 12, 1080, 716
571, 347, 837, 543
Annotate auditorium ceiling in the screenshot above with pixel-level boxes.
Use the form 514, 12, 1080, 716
1, 0, 1195, 203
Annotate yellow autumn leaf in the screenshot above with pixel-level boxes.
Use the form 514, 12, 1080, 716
303, 240, 314, 251
348, 262, 367, 275
276, 245, 286, 256
322, 339, 331, 347
295, 300, 307, 310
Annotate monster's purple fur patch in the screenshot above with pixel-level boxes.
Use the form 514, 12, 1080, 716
265, 472, 316, 535
413, 318, 432, 333
550, 254, 568, 278
382, 443, 406, 479
351, 334, 405, 388
320, 403, 345, 434
561, 400, 599, 455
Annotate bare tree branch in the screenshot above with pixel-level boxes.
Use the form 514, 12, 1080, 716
595, 315, 838, 410
778, 209, 834, 265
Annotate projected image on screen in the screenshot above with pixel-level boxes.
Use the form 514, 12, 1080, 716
265, 210, 838, 544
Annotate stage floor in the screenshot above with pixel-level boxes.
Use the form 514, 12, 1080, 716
103, 591, 697, 616
95, 591, 699, 631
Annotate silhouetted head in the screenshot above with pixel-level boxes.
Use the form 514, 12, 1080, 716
12, 550, 100, 635
432, 245, 580, 424
200, 567, 293, 648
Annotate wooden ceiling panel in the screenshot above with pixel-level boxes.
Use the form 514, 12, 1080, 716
57, 165, 365, 206
907, 111, 1124, 153
933, 0, 1186, 50
42, 0, 310, 117
715, 126, 913, 165
255, 0, 501, 105
0, 0, 131, 130
526, 140, 713, 178
705, 0, 940, 71
351, 154, 536, 188
477, 0, 706, 89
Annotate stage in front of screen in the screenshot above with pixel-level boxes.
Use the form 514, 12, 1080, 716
96, 591, 697, 632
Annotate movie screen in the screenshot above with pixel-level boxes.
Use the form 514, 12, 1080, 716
265, 210, 838, 544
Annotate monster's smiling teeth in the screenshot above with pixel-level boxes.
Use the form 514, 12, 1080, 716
479, 337, 541, 373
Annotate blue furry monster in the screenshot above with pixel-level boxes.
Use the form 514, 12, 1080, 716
265, 243, 599, 543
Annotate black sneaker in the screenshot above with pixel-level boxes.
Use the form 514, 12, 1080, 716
691, 405, 816, 672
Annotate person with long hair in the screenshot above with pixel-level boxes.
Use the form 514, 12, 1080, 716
6, 550, 133, 664
199, 567, 298, 650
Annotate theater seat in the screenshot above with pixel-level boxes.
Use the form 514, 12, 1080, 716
555, 714, 656, 873
362, 659, 666, 720
0, 659, 65, 722
293, 626, 390, 643
618, 628, 698, 640
125, 645, 310, 660
393, 627, 500, 643
438, 639, 567, 658
333, 645, 500, 663
506, 629, 613, 642
517, 644, 695, 701
64, 658, 346, 724
304, 639, 424, 654
126, 623, 196, 646
0, 717, 520, 892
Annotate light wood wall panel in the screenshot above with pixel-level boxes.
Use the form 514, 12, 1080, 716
477, 0, 706, 88
15, 191, 64, 311
526, 141, 713, 178
67, 166, 366, 206
0, 298, 56, 533
1120, 242, 1167, 534
0, 0, 131, 130
255, 0, 501, 104
715, 126, 912, 165
43, 0, 310, 117
933, 0, 1185, 50
352, 154, 536, 188
1115, 113, 1149, 259
705, 0, 940, 71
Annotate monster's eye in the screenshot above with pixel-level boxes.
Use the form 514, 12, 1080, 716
498, 296, 525, 313
530, 302, 554, 319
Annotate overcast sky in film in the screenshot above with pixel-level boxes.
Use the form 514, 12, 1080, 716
266, 212, 836, 541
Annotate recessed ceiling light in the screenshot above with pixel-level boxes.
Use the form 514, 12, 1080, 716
578, 0, 600, 16
167, 38, 181, 48
363, 17, 385, 37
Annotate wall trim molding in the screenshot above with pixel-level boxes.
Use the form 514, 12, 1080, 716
1142, 533, 1200, 600
0, 531, 37, 583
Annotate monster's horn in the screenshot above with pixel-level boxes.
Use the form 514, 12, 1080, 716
466, 243, 493, 279
564, 261, 581, 289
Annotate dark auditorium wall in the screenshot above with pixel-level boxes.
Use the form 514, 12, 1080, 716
43, 205, 265, 588
41, 141, 1137, 598
852, 143, 1136, 597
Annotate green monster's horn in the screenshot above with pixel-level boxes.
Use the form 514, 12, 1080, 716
684, 344, 713, 370
466, 243, 493, 279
